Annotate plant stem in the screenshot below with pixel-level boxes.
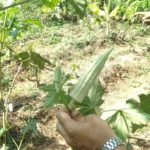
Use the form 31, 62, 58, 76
120, 111, 130, 136
0, 0, 35, 11
6, 62, 22, 101
1, 62, 22, 148
0, 9, 8, 101
0, 10, 8, 149
18, 135, 25, 150
94, 107, 101, 116
68, 100, 76, 111
9, 134, 19, 149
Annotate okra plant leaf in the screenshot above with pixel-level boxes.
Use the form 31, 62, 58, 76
44, 88, 59, 108
21, 119, 38, 137
44, 87, 71, 108
88, 78, 104, 107
43, 67, 72, 108
30, 51, 50, 70
16, 51, 30, 67
42, 84, 57, 108
77, 96, 96, 115
59, 90, 72, 106
80, 106, 96, 115
41, 84, 58, 108
139, 94, 150, 114
126, 98, 139, 108
106, 107, 150, 141
123, 108, 149, 125
15, 51, 50, 69
107, 110, 132, 141
40, 84, 56, 92
126, 94, 150, 114
123, 108, 150, 134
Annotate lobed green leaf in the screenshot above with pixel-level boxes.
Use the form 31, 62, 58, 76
139, 94, 150, 114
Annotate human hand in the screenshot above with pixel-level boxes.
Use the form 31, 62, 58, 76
56, 109, 116, 150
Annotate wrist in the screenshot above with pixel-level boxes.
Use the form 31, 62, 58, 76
98, 133, 116, 146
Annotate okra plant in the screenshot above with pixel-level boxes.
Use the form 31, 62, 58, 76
44, 48, 113, 114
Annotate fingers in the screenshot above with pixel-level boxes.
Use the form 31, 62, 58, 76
57, 123, 72, 145
56, 110, 76, 133
58, 107, 83, 120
